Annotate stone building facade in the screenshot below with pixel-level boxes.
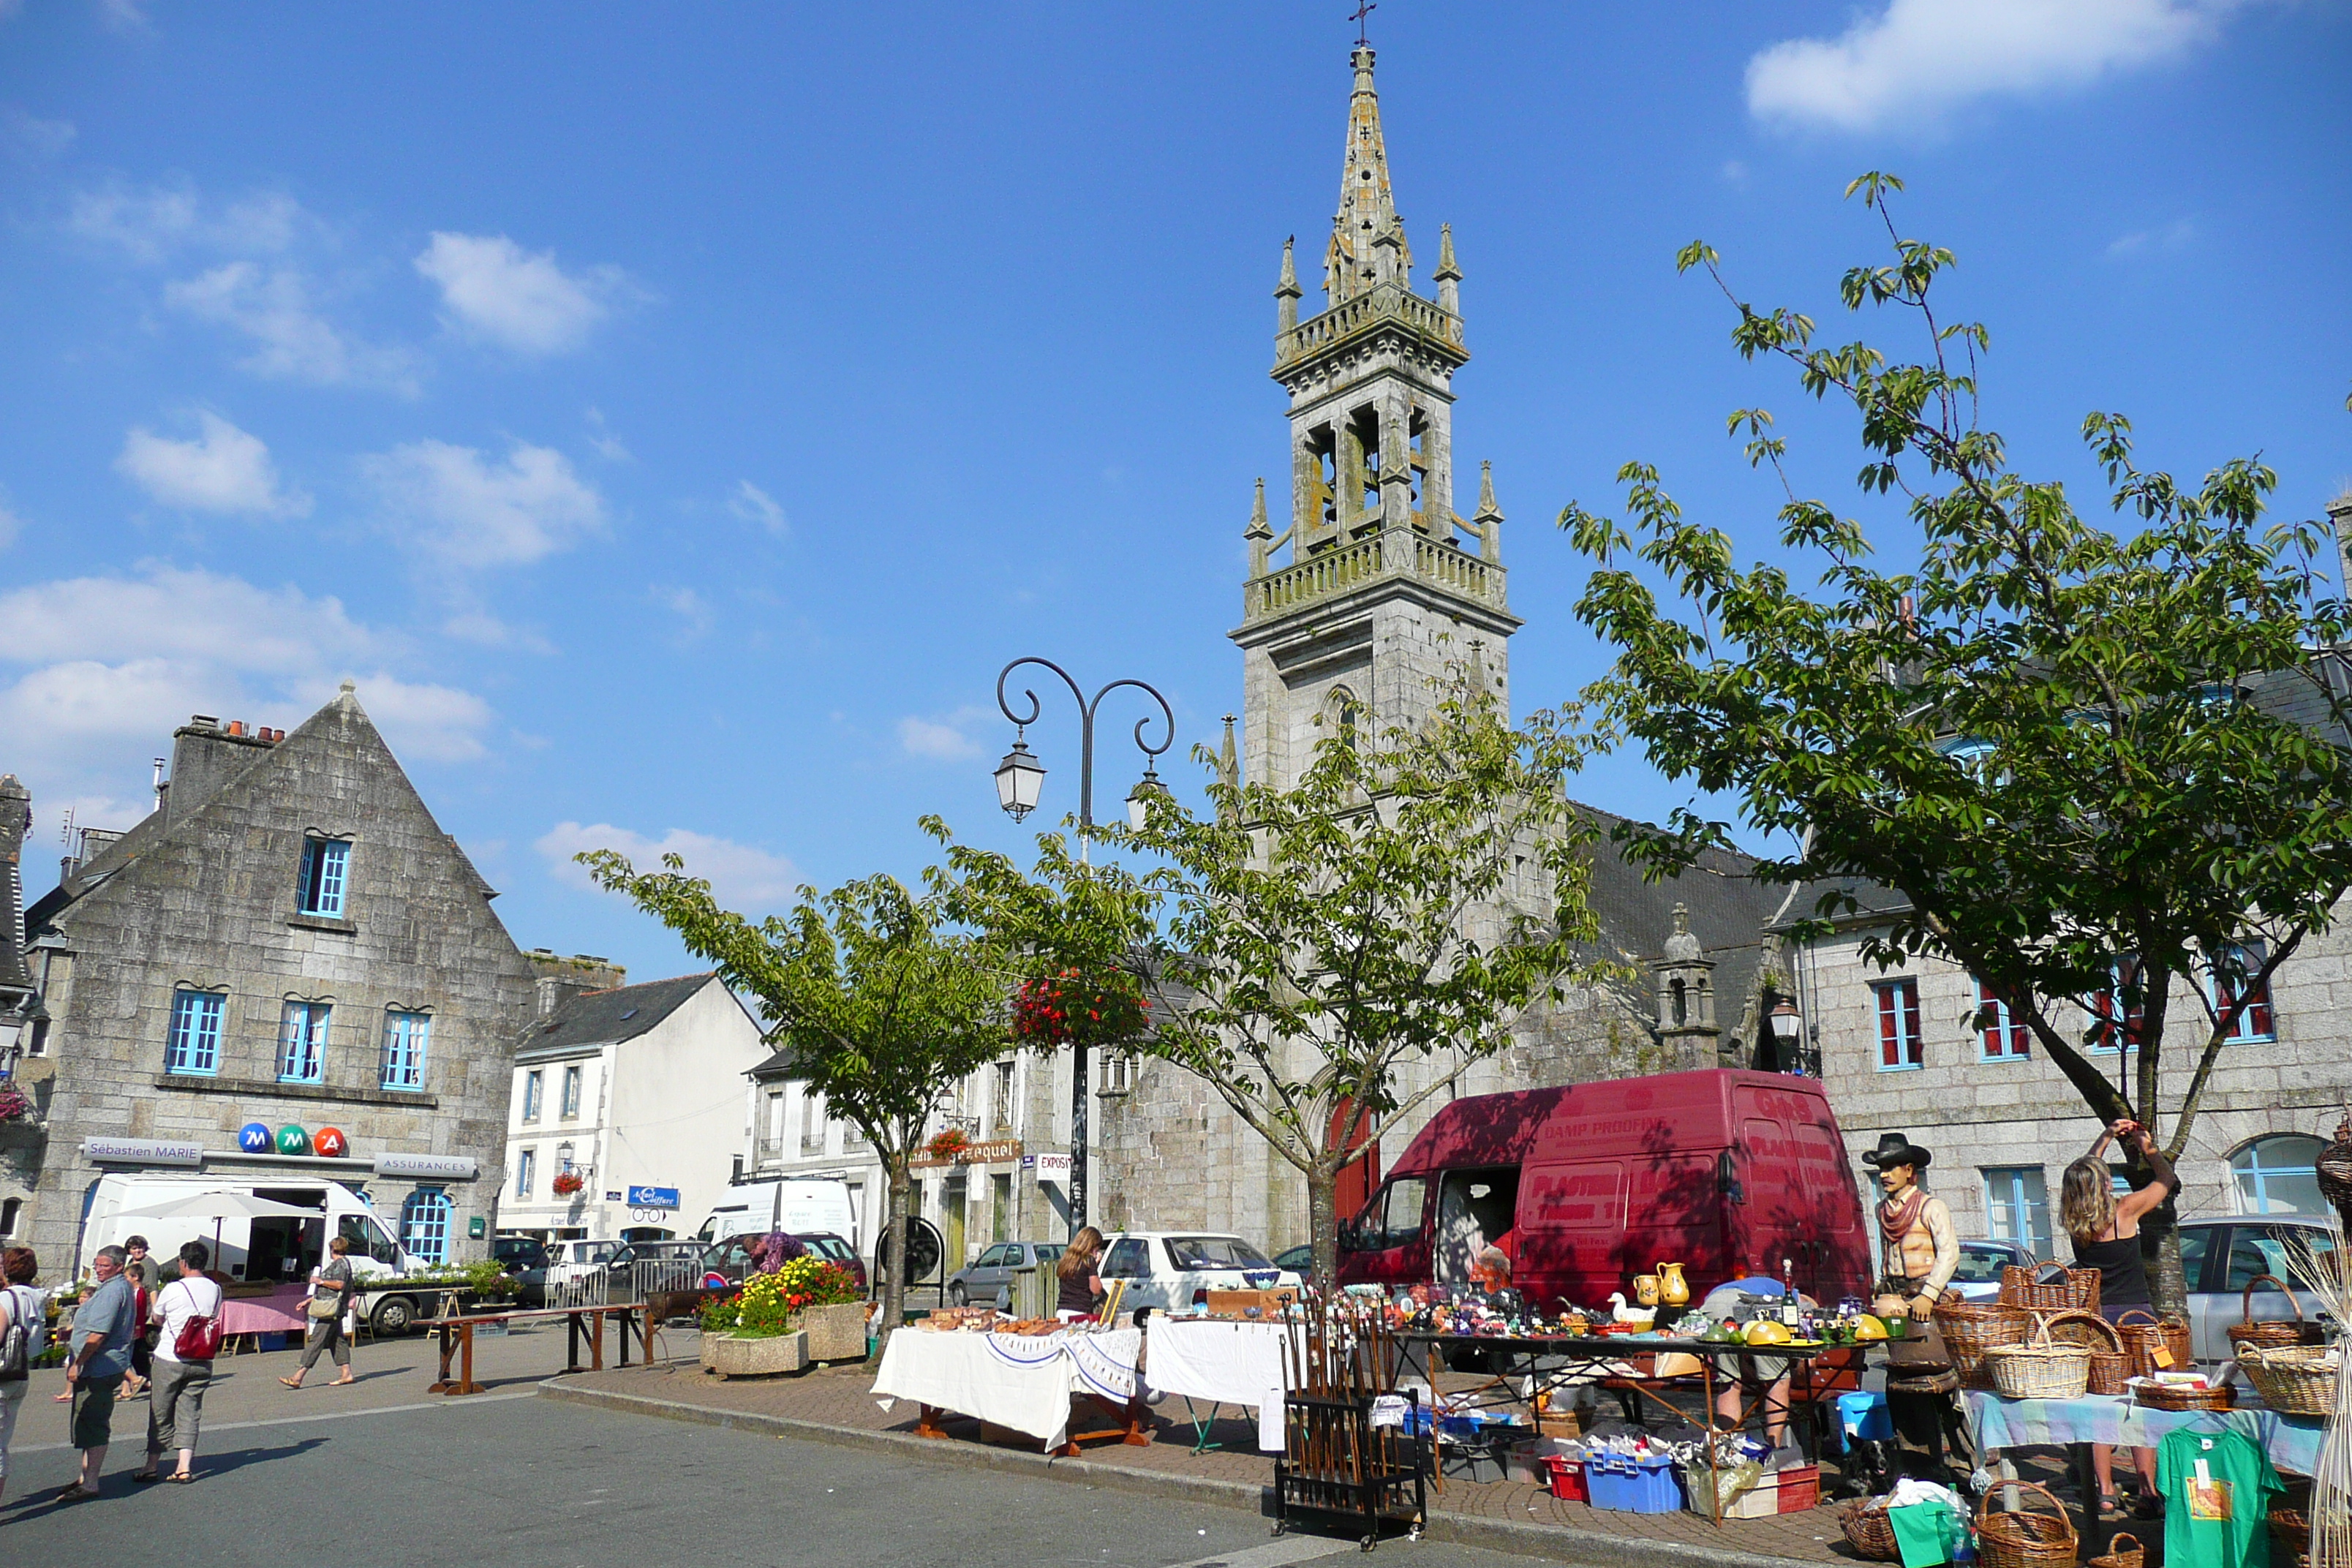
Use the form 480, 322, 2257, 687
1, 684, 549, 1275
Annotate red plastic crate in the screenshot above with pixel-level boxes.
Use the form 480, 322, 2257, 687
1774, 1464, 1821, 1513
1542, 1455, 1588, 1503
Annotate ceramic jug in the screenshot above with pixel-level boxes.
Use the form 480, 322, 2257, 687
1633, 1273, 1662, 1308
1656, 1262, 1690, 1307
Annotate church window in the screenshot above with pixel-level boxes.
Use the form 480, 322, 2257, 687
1327, 687, 1362, 750
1670, 979, 1689, 1028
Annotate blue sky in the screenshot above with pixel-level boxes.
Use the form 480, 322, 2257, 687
1, 1, 2345, 981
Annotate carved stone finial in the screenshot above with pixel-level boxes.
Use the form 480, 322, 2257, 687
1245, 478, 1272, 578
1664, 902, 1703, 962
1474, 460, 1503, 563
1433, 223, 1461, 316
1275, 236, 1300, 336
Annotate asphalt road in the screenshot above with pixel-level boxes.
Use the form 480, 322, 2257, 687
0, 1391, 1559, 1568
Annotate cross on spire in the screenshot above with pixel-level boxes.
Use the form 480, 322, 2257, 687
1351, 0, 1376, 48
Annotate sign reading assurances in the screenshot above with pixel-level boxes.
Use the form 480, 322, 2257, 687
372, 1152, 478, 1180
83, 1137, 204, 1167
625, 1186, 680, 1210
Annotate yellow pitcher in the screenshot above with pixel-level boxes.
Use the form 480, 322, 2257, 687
1633, 1273, 1662, 1308
1656, 1262, 1691, 1308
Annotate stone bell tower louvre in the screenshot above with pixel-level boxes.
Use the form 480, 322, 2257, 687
1085, 45, 1789, 1254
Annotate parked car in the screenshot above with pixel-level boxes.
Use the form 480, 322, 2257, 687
1947, 1238, 2038, 1303
519, 1238, 627, 1305
1274, 1244, 1313, 1275
798, 1231, 870, 1294
604, 1234, 867, 1296
492, 1235, 550, 1273
1095, 1232, 1301, 1315
2179, 1215, 2337, 1362
946, 1240, 1065, 1308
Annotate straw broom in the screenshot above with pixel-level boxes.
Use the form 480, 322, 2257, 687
2285, 1216, 2349, 1568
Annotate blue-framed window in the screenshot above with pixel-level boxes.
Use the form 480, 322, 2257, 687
380, 1011, 430, 1090
1874, 978, 1924, 1070
277, 1001, 329, 1082
2232, 1136, 2326, 1216
297, 837, 350, 918
521, 1068, 543, 1121
561, 1064, 583, 1117
515, 1147, 536, 1198
2208, 943, 2276, 1043
399, 1188, 451, 1265
1975, 976, 2029, 1060
165, 990, 224, 1075
2090, 957, 2144, 1054
1983, 1165, 2054, 1259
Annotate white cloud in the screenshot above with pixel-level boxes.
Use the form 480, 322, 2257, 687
116, 412, 311, 518
728, 479, 788, 536
97, 0, 152, 35
584, 407, 631, 461
3, 106, 77, 162
415, 232, 619, 355
165, 262, 421, 393
361, 438, 606, 568
69, 180, 309, 263
897, 707, 988, 763
295, 673, 495, 762
0, 563, 376, 673
656, 587, 713, 638
440, 609, 556, 655
2108, 217, 2198, 256
1746, 0, 2253, 133
535, 821, 802, 911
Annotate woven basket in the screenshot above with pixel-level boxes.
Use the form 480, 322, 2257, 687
2134, 1378, 2236, 1411
2000, 1264, 2103, 1314
1976, 1480, 2078, 1568
1840, 1501, 1902, 1562
2087, 1350, 2130, 1397
2041, 1308, 2128, 1396
2087, 1530, 2145, 1568
2112, 1309, 2195, 1379
2229, 1274, 2326, 1352
1985, 1322, 2092, 1400
2270, 1506, 2310, 1568
2315, 1116, 2352, 1214
1934, 1299, 2034, 1388
2239, 1344, 2341, 1417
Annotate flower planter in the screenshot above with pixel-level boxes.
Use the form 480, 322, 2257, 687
794, 1302, 869, 1362
703, 1330, 807, 1379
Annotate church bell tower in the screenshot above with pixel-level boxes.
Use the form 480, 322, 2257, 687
1233, 43, 1520, 792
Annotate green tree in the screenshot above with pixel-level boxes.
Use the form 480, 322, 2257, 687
1561, 173, 2352, 1310
579, 854, 1008, 1352
933, 679, 1612, 1289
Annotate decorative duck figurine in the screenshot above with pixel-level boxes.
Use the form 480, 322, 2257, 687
1605, 1292, 1656, 1327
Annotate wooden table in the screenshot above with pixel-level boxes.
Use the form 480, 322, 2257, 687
423, 1304, 648, 1395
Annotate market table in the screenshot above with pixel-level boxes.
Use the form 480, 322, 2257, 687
217, 1283, 309, 1346
1142, 1317, 1286, 1452
422, 1303, 647, 1395
872, 1325, 1147, 1455
1966, 1390, 2324, 1477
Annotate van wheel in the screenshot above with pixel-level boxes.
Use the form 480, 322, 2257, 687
371, 1297, 415, 1336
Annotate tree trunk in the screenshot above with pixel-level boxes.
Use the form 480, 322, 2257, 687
1308, 1160, 1340, 1296
872, 1153, 912, 1362
2146, 1204, 2188, 1319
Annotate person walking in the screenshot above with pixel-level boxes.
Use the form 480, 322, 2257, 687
0, 1245, 48, 1508
1055, 1226, 1106, 1322
137, 1241, 222, 1484
120, 1235, 159, 1398
59, 1243, 137, 1501
280, 1235, 357, 1389
2062, 1118, 2180, 1518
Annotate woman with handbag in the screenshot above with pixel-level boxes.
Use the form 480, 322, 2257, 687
0, 1245, 48, 1508
137, 1240, 223, 1482
279, 1235, 357, 1389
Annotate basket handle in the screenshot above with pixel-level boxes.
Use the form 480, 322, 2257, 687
2240, 1273, 2305, 1325
2109, 1533, 2142, 1556
2051, 1310, 2125, 1352
1973, 1479, 2079, 1548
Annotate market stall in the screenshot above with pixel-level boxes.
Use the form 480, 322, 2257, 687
1967, 1392, 2323, 1478
872, 1319, 1147, 1455
1142, 1316, 1287, 1452
217, 1281, 309, 1341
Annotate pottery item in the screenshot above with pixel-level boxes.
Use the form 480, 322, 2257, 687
1634, 1274, 1662, 1308
1656, 1262, 1691, 1307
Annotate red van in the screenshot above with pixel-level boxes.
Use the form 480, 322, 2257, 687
1335, 1069, 1872, 1310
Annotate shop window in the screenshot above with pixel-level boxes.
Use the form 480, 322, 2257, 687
400, 1188, 451, 1265
380, 1011, 429, 1090
2231, 1136, 2326, 1216
1983, 1166, 2053, 1259
2208, 943, 2276, 1043
296, 837, 350, 918
277, 1001, 329, 1083
1975, 977, 2029, 1059
521, 1069, 543, 1122
2090, 957, 2144, 1053
165, 989, 224, 1075
1874, 979, 1924, 1069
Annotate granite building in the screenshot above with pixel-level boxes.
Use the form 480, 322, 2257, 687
1, 683, 551, 1273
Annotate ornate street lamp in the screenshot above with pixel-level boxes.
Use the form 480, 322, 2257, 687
993, 656, 1175, 1237
1125, 762, 1166, 832
1769, 995, 1807, 1074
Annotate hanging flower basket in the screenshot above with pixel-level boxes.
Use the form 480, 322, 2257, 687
551, 1170, 585, 1197
1011, 968, 1147, 1051
924, 1127, 972, 1162
0, 1085, 32, 1124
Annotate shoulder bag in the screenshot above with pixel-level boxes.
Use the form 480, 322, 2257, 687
172, 1282, 225, 1361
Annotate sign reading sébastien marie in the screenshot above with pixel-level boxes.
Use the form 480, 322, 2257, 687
82, 1137, 204, 1168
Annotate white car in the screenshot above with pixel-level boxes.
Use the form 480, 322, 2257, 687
1094, 1232, 1301, 1314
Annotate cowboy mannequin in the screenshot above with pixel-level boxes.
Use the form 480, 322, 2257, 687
1863, 1132, 1966, 1481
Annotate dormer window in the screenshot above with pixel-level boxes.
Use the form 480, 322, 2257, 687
298, 837, 350, 918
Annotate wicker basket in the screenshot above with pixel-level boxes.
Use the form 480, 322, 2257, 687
2133, 1377, 2236, 1411
1986, 1322, 2092, 1400
1840, 1500, 1902, 1562
2087, 1530, 2145, 1568
2087, 1350, 2130, 1397
1976, 1480, 2078, 1568
2229, 1274, 2326, 1352
2239, 1344, 2342, 1417
2112, 1309, 2195, 1379
2000, 1264, 2103, 1314
2270, 1506, 2310, 1568
2315, 1115, 2352, 1214
2040, 1308, 2129, 1396
1933, 1299, 2034, 1388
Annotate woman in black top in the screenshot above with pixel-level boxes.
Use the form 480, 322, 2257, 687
2061, 1118, 2179, 1518
1055, 1227, 1105, 1321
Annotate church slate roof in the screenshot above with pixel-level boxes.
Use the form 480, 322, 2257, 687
1574, 803, 1786, 1030
519, 972, 718, 1060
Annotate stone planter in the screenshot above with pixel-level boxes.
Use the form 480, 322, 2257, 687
702, 1330, 807, 1380
794, 1302, 869, 1363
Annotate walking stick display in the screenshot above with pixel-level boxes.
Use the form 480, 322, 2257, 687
1272, 1292, 1426, 1550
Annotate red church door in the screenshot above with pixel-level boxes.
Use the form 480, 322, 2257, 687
1330, 1097, 1382, 1223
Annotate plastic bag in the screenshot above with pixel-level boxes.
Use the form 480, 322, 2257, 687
1686, 1458, 1764, 1515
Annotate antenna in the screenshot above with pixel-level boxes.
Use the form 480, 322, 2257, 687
59, 806, 75, 845
1351, 0, 1376, 47
153, 756, 167, 810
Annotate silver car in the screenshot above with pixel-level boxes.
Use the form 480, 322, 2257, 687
946, 1240, 1064, 1308
2179, 1215, 2337, 1362
1949, 1238, 2037, 1304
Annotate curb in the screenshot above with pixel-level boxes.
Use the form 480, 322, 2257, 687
538, 1375, 1825, 1568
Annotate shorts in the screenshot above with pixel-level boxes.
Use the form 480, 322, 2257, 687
70, 1373, 124, 1450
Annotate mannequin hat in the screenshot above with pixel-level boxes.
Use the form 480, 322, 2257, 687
1861, 1131, 1934, 1171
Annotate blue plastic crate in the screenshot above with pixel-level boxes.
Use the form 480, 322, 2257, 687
255, 1330, 289, 1352
1586, 1452, 1683, 1514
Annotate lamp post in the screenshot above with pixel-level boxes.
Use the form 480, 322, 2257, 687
1769, 995, 1806, 1075
992, 657, 1175, 1237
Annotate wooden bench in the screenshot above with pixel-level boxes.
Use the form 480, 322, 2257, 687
421, 1303, 649, 1395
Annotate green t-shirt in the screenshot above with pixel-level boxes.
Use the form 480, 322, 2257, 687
2157, 1425, 2282, 1568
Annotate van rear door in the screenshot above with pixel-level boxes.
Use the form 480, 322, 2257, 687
1731, 1082, 1870, 1300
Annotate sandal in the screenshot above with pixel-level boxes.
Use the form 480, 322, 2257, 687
167, 1472, 197, 1484
133, 1471, 162, 1484
279, 1376, 304, 1389
53, 1484, 100, 1504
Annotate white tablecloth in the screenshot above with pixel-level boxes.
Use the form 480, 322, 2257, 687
1965, 1392, 2326, 1477
1145, 1318, 1288, 1451
872, 1327, 1142, 1447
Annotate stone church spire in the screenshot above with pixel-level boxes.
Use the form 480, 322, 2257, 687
1324, 45, 1411, 304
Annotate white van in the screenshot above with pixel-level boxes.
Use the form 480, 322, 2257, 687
83, 1172, 418, 1284
697, 1177, 857, 1248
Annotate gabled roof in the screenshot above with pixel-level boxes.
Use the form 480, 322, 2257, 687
519, 972, 720, 1060
1574, 802, 1784, 1019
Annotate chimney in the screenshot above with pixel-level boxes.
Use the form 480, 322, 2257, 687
526, 949, 627, 1017
164, 713, 282, 826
